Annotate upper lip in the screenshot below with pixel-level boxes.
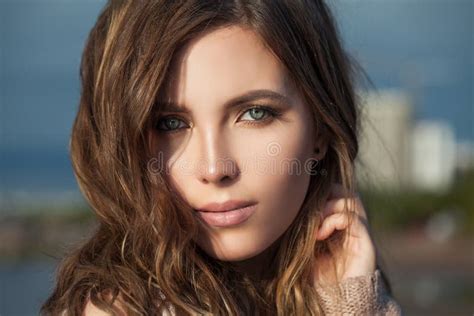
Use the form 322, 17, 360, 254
196, 200, 256, 212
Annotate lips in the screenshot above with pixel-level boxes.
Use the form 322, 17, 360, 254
194, 200, 257, 227
196, 200, 256, 213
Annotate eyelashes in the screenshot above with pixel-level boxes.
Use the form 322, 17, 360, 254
239, 105, 282, 126
155, 116, 188, 133
154, 104, 283, 134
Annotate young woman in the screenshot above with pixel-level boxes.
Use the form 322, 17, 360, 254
42, 0, 403, 315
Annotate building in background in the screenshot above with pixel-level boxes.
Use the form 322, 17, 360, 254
410, 121, 456, 191
356, 89, 462, 192
356, 89, 413, 190
455, 140, 474, 173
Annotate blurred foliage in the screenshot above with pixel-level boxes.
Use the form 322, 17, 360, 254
360, 169, 474, 234
0, 204, 95, 261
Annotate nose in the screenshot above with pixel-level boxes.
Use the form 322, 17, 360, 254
196, 130, 240, 185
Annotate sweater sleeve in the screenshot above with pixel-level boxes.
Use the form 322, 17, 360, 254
314, 269, 403, 315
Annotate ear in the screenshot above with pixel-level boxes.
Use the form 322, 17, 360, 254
312, 129, 329, 161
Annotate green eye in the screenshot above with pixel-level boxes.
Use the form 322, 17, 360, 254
240, 106, 273, 121
155, 105, 281, 133
249, 108, 265, 120
156, 117, 188, 132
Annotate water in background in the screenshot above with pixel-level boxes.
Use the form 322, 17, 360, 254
0, 260, 56, 316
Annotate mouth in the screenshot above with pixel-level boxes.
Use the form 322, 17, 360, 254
197, 204, 253, 213
195, 200, 256, 213
194, 202, 257, 227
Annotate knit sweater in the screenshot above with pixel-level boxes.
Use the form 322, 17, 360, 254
314, 269, 403, 315
156, 269, 403, 315
83, 269, 403, 315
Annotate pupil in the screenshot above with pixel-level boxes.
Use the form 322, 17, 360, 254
251, 109, 264, 120
166, 119, 179, 129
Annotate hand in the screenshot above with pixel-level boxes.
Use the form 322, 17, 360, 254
312, 183, 377, 287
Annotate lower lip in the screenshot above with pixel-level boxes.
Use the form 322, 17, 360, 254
196, 204, 257, 227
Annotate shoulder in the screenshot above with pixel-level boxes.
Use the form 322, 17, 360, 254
82, 294, 177, 316
82, 296, 127, 316
315, 269, 403, 315
83, 301, 110, 316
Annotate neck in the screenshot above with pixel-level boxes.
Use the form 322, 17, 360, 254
231, 237, 282, 281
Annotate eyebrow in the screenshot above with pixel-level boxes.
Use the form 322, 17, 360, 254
156, 89, 291, 113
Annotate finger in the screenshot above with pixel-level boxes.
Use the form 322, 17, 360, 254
323, 197, 368, 221
327, 183, 363, 208
327, 182, 346, 200
328, 182, 359, 200
323, 198, 345, 216
316, 212, 349, 240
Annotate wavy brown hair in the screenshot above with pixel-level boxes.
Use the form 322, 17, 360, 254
41, 0, 391, 315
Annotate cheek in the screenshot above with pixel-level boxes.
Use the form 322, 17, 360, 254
240, 123, 313, 189
249, 145, 312, 232
165, 159, 194, 197
231, 128, 312, 243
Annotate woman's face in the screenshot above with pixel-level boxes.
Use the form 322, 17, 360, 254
151, 25, 321, 261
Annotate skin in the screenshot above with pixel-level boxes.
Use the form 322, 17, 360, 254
151, 25, 323, 264
150, 25, 376, 277
85, 24, 378, 315
313, 183, 377, 286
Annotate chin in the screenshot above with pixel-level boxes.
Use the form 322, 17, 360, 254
196, 232, 272, 262
212, 248, 262, 262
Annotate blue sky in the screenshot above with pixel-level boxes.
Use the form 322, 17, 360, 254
1, 0, 472, 192
1, 0, 472, 150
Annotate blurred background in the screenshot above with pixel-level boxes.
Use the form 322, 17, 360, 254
1, 0, 472, 315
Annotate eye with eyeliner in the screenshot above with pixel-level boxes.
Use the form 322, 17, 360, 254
154, 104, 283, 134
154, 115, 190, 134
236, 104, 282, 126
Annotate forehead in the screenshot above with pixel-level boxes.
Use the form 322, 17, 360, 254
161, 25, 294, 106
